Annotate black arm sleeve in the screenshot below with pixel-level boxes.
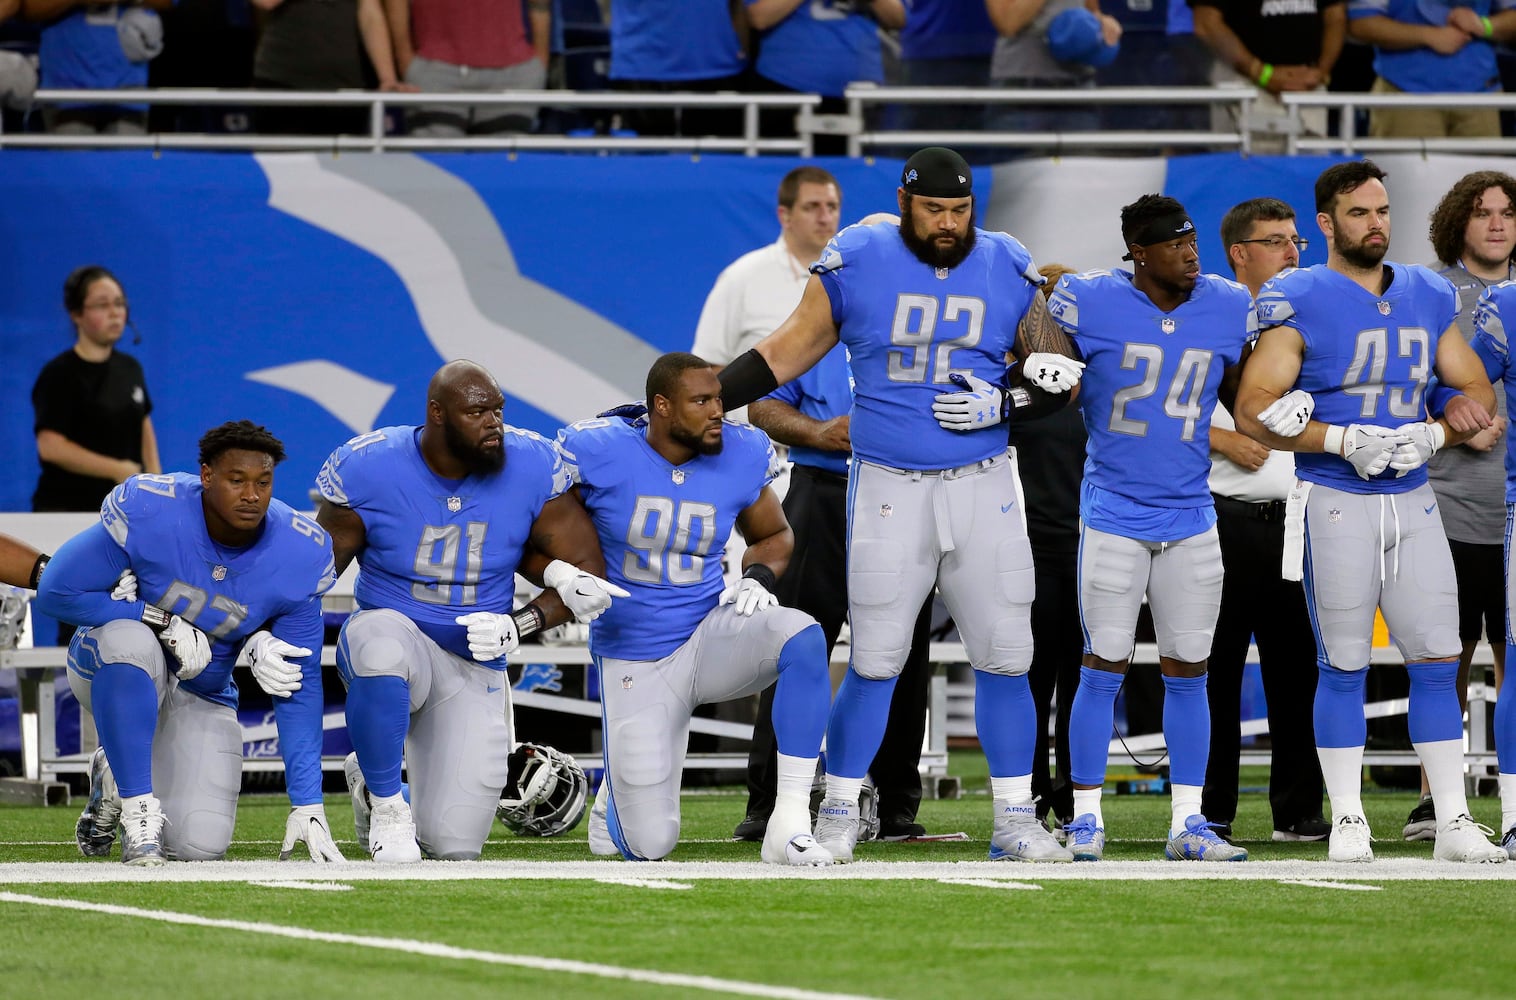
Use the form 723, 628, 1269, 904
718, 349, 780, 411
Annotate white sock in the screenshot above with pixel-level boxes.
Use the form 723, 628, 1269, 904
120, 793, 152, 813
824, 774, 863, 806
1501, 773, 1516, 834
1170, 783, 1202, 834
1073, 787, 1103, 828
775, 753, 817, 808
989, 774, 1033, 807
372, 791, 406, 809
1414, 738, 1470, 828
1317, 745, 1366, 819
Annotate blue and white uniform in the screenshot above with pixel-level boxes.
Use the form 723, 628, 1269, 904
318, 424, 567, 859
809, 220, 1043, 789
1049, 269, 1253, 815
36, 473, 335, 860
561, 413, 828, 861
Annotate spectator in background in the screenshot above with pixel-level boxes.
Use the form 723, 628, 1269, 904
0, 0, 39, 125
1203, 198, 1327, 845
608, 0, 748, 137
33, 265, 158, 644
1010, 262, 1086, 838
890, 0, 998, 152
22, 0, 171, 134
986, 0, 1121, 159
1403, 170, 1516, 840
250, 0, 414, 136
384, 0, 549, 136
746, 0, 905, 155
1191, 0, 1345, 152
1348, 0, 1516, 139
1097, 0, 1210, 145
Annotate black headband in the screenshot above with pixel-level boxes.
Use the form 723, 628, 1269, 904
901, 147, 973, 199
1122, 212, 1196, 260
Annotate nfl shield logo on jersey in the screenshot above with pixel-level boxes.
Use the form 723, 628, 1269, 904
212, 565, 227, 581
447, 496, 462, 512
1161, 318, 1176, 334
1377, 301, 1391, 315
880, 504, 893, 518
672, 469, 685, 485
1329, 508, 1341, 523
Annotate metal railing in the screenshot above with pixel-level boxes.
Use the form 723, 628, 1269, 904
1281, 91, 1516, 156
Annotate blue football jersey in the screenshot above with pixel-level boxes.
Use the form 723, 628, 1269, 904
316, 425, 568, 665
811, 221, 1042, 470
1256, 263, 1456, 494
1050, 270, 1253, 540
1469, 281, 1516, 503
763, 342, 853, 476
559, 413, 780, 661
37, 472, 336, 806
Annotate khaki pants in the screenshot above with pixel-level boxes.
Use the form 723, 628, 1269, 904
1209, 60, 1327, 154
1368, 76, 1500, 139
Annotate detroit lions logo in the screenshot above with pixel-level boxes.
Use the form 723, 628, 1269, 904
514, 663, 564, 694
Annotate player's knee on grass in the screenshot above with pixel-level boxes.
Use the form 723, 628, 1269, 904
166, 810, 235, 861
342, 609, 416, 681
606, 703, 680, 860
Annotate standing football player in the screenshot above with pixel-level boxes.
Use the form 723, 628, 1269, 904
1049, 195, 1254, 862
716, 146, 1084, 863
37, 421, 342, 865
1236, 159, 1506, 863
316, 360, 623, 862
568, 352, 833, 865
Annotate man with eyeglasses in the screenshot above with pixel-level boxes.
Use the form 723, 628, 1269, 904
1201, 198, 1327, 846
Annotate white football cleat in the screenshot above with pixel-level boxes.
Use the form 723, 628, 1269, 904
812, 797, 860, 864
762, 801, 834, 866
343, 752, 371, 854
990, 803, 1073, 862
368, 798, 422, 864
1432, 815, 1507, 864
1328, 814, 1374, 862
587, 791, 618, 857
119, 795, 166, 867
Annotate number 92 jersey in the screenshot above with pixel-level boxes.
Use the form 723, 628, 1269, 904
557, 414, 779, 661
316, 425, 567, 663
812, 221, 1042, 470
1256, 263, 1455, 494
100, 472, 336, 708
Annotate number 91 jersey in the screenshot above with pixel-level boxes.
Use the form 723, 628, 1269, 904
812, 221, 1042, 470
1256, 263, 1455, 494
557, 414, 778, 661
316, 425, 567, 663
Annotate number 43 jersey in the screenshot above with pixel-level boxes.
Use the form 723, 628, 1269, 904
317, 425, 567, 664
557, 414, 779, 661
1256, 263, 1456, 495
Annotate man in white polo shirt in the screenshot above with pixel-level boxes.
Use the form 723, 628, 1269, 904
1202, 196, 1328, 845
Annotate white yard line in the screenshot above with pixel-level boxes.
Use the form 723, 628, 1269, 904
0, 858, 1510, 883
247, 880, 355, 891
0, 891, 881, 1000
1277, 880, 1384, 891
937, 878, 1042, 890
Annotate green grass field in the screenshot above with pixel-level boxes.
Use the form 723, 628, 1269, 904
2, 759, 1513, 999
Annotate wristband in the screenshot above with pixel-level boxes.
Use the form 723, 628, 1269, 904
741, 564, 778, 593
1256, 63, 1274, 88
1482, 15, 1494, 36
28, 553, 49, 590
140, 604, 172, 633
511, 604, 545, 639
1322, 424, 1346, 457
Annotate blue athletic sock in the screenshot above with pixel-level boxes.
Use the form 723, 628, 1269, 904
771, 624, 830, 758
91, 662, 158, 798
345, 675, 411, 797
1161, 673, 1210, 787
1406, 658, 1463, 744
1070, 665, 1125, 787
824, 667, 898, 779
1498, 644, 1516, 773
1314, 665, 1367, 748
975, 671, 1035, 778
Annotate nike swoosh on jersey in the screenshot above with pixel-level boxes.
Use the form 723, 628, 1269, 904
1425, 504, 1437, 515
1001, 501, 1015, 513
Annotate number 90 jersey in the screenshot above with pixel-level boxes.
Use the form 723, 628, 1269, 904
557, 414, 779, 661
100, 472, 336, 708
811, 221, 1042, 470
1256, 263, 1456, 494
316, 425, 567, 663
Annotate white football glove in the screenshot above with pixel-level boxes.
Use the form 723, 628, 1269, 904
1257, 389, 1315, 437
932, 373, 1005, 431
1021, 353, 1086, 394
279, 804, 346, 863
719, 576, 779, 616
1388, 421, 1446, 474
111, 569, 138, 602
236, 629, 309, 698
455, 611, 521, 662
159, 615, 212, 680
1325, 424, 1407, 480
542, 559, 630, 624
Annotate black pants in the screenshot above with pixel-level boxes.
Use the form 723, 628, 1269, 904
743, 465, 934, 822
1202, 495, 1325, 829
1028, 545, 1081, 823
